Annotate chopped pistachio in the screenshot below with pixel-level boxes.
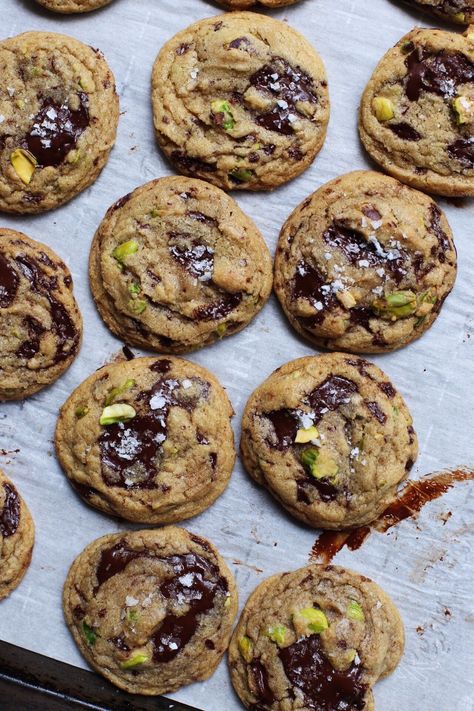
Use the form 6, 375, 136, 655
224, 595, 231, 609
10, 148, 37, 185
347, 600, 365, 623
128, 298, 147, 315
126, 609, 139, 623
453, 12, 465, 22
75, 405, 89, 419
267, 625, 287, 646
82, 622, 98, 646
293, 607, 329, 637
99, 403, 136, 426
301, 448, 338, 480
31, 66, 42, 77
372, 290, 417, 320
238, 636, 253, 663
401, 40, 414, 54
79, 75, 94, 93
211, 99, 236, 131
295, 426, 319, 444
112, 240, 139, 263
105, 379, 135, 406
229, 168, 253, 183
120, 653, 149, 669
216, 323, 227, 338
128, 282, 141, 295
453, 95, 474, 124
337, 290, 357, 309
372, 96, 394, 122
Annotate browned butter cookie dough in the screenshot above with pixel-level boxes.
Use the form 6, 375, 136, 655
152, 13, 329, 192
241, 354, 417, 530
0, 31, 119, 213
55, 356, 235, 524
0, 229, 82, 401
63, 527, 238, 695
359, 27, 474, 197
89, 176, 273, 353
35, 0, 114, 12
228, 564, 404, 711
0, 469, 35, 601
274, 171, 457, 354
401, 0, 474, 24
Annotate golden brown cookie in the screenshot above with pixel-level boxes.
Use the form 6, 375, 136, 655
55, 356, 235, 524
241, 354, 417, 530
0, 469, 35, 601
0, 229, 82, 401
216, 0, 299, 7
151, 13, 329, 191
401, 0, 474, 24
274, 171, 457, 354
0, 31, 119, 213
359, 27, 474, 197
63, 527, 238, 695
89, 177, 273, 353
35, 0, 114, 12
229, 564, 404, 711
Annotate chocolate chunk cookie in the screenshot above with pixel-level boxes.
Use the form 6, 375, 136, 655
35, 0, 114, 12
151, 13, 329, 191
0, 229, 82, 401
63, 527, 238, 695
89, 177, 273, 353
55, 356, 235, 524
359, 27, 474, 197
274, 171, 457, 354
241, 354, 417, 530
0, 31, 119, 213
401, 0, 474, 24
228, 564, 404, 711
217, 0, 299, 7
0, 469, 35, 601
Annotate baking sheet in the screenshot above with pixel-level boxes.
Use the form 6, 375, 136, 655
1, 0, 474, 708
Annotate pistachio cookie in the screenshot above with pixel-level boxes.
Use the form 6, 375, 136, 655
0, 469, 35, 601
151, 13, 329, 192
0, 31, 119, 213
217, 0, 299, 8
241, 354, 417, 530
89, 177, 272, 353
35, 0, 114, 12
229, 564, 404, 711
64, 527, 238, 695
0, 229, 82, 401
55, 356, 235, 524
274, 171, 457, 354
401, 0, 474, 24
359, 27, 474, 197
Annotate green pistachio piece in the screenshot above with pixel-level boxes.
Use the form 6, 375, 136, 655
347, 600, 365, 623
452, 11, 465, 22
229, 168, 253, 183
10, 148, 37, 185
99, 403, 136, 426
105, 379, 135, 406
126, 609, 139, 623
75, 405, 89, 419
211, 99, 235, 131
82, 622, 98, 646
453, 96, 474, 124
120, 653, 149, 669
267, 625, 287, 646
128, 282, 141, 295
128, 299, 147, 315
216, 323, 227, 338
372, 97, 394, 122
300, 448, 338, 480
401, 40, 414, 54
293, 607, 329, 637
112, 240, 139, 263
372, 290, 417, 320
295, 426, 319, 444
238, 636, 253, 663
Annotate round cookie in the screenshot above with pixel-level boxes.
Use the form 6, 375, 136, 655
359, 27, 474, 197
89, 177, 273, 353
228, 564, 404, 711
0, 469, 35, 601
240, 354, 417, 530
55, 356, 235, 524
274, 171, 457, 354
63, 527, 238, 695
217, 0, 299, 7
401, 0, 474, 24
151, 13, 329, 192
0, 31, 119, 213
35, 0, 114, 12
0, 229, 82, 401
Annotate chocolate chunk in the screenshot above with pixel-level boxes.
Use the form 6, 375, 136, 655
292, 260, 335, 322
249, 660, 275, 706
388, 122, 422, 141
299, 476, 339, 503
429, 204, 451, 260
366, 401, 387, 424
96, 541, 143, 587
171, 151, 217, 174
265, 409, 299, 450
0, 482, 20, 538
109, 636, 130, 651
122, 345, 135, 361
186, 211, 217, 227
0, 254, 19, 307
448, 138, 474, 168
169, 235, 214, 281
379, 381, 396, 398
405, 48, 474, 102
150, 359, 172, 373
194, 292, 242, 321
16, 316, 45, 359
228, 37, 255, 53
361, 206, 381, 221
306, 375, 358, 423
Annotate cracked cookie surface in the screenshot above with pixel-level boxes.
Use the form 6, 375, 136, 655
55, 356, 235, 524
152, 12, 329, 191
89, 176, 272, 353
0, 228, 82, 401
63, 527, 238, 695
274, 171, 457, 354
240, 354, 417, 530
0, 469, 35, 601
401, 0, 474, 23
35, 0, 114, 12
359, 27, 474, 196
228, 564, 404, 711
0, 31, 119, 213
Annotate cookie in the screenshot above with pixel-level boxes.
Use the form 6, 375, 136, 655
55, 356, 235, 524
401, 0, 474, 24
35, 0, 114, 12
89, 177, 273, 353
0, 229, 82, 401
359, 27, 474, 197
274, 171, 457, 354
63, 527, 238, 695
0, 469, 35, 601
240, 354, 417, 530
0, 31, 119, 213
228, 564, 404, 711
151, 13, 329, 192
217, 0, 299, 7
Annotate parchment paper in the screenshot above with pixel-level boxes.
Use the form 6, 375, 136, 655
1, 0, 474, 708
